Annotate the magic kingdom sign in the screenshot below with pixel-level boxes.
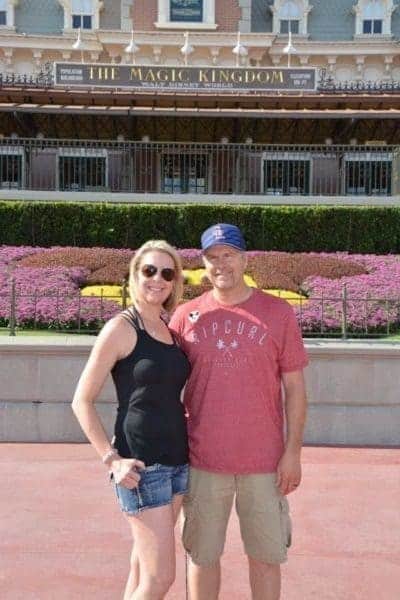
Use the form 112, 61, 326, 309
54, 63, 317, 92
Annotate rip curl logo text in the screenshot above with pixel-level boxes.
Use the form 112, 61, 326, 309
190, 319, 268, 346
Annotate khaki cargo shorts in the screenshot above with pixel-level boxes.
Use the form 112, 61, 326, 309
182, 467, 292, 566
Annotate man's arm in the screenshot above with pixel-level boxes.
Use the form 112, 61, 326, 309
276, 369, 307, 495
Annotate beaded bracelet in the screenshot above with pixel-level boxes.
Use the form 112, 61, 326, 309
101, 449, 117, 465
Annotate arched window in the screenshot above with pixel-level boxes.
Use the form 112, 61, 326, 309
353, 0, 396, 36
71, 0, 94, 29
280, 0, 301, 33
271, 0, 311, 36
363, 0, 384, 33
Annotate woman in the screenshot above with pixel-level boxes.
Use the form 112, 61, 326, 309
72, 240, 190, 600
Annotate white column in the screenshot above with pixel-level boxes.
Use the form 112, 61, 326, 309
204, 0, 215, 25
32, 50, 43, 71
158, 0, 169, 25
3, 48, 14, 72
355, 55, 365, 80
384, 55, 394, 80
153, 46, 162, 64
327, 55, 337, 76
210, 47, 220, 65
299, 54, 310, 66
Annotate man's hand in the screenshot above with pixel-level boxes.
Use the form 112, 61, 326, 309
111, 458, 145, 489
276, 449, 302, 495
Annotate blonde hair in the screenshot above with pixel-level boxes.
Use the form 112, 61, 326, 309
128, 240, 183, 313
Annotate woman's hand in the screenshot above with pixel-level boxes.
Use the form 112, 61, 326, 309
111, 457, 145, 489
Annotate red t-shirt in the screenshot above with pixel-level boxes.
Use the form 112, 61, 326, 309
169, 289, 308, 474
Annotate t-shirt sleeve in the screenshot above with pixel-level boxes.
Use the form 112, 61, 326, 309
279, 306, 309, 373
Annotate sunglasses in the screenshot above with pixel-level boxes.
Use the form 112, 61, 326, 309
140, 264, 175, 282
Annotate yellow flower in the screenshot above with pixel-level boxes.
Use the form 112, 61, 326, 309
183, 269, 257, 288
263, 289, 308, 305
81, 285, 128, 306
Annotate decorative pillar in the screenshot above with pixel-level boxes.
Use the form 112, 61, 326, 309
152, 46, 162, 64
327, 55, 337, 77
210, 47, 220, 66
3, 49, 14, 72
384, 55, 394, 80
32, 50, 43, 71
271, 55, 281, 67
355, 55, 365, 81
108, 50, 120, 64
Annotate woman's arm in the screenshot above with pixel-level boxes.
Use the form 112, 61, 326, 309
72, 317, 144, 487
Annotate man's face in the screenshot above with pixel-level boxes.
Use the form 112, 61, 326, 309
202, 245, 247, 291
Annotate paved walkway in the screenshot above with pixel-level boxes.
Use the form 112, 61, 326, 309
1, 445, 399, 599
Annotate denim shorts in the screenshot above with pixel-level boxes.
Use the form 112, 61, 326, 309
113, 463, 189, 516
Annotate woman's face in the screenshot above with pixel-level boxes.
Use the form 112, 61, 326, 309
136, 250, 176, 307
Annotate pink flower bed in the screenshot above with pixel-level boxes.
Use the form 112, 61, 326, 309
1, 246, 400, 335
0, 247, 120, 330
298, 253, 400, 334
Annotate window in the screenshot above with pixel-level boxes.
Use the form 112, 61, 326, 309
58, 149, 107, 191
344, 153, 392, 196
156, 0, 216, 29
170, 0, 203, 23
161, 153, 208, 194
363, 19, 382, 33
280, 19, 299, 34
72, 0, 93, 29
262, 153, 311, 195
0, 147, 24, 189
58, 0, 101, 31
354, 0, 394, 36
0, 0, 7, 26
271, 0, 311, 36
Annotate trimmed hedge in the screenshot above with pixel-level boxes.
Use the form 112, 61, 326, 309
0, 201, 400, 253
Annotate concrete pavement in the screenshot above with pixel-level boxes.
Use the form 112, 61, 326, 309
0, 445, 399, 599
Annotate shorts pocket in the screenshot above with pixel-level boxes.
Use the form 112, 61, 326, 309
279, 497, 292, 548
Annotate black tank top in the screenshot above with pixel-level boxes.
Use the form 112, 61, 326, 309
111, 308, 191, 466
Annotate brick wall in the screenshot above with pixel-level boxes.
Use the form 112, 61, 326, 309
132, 0, 158, 31
216, 0, 241, 31
132, 1, 242, 32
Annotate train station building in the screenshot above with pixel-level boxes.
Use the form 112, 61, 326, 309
0, 0, 400, 200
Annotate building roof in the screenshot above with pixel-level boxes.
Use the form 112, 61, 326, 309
1, 84, 400, 118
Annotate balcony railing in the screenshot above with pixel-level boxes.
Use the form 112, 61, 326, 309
0, 138, 399, 197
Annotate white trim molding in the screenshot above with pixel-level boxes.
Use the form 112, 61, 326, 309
270, 0, 312, 36
155, 0, 217, 30
58, 0, 104, 32
353, 0, 396, 36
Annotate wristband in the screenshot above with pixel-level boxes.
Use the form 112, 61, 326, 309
101, 449, 117, 465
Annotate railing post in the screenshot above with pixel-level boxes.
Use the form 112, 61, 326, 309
122, 279, 128, 310
341, 284, 347, 340
9, 279, 16, 336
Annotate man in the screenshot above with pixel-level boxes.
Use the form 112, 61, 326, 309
169, 223, 308, 600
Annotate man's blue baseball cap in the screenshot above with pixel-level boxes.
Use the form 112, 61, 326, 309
201, 223, 246, 252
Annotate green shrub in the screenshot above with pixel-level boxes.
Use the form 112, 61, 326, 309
0, 201, 400, 252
